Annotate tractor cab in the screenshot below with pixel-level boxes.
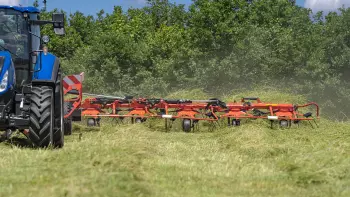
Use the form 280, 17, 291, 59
0, 6, 63, 89
0, 7, 31, 90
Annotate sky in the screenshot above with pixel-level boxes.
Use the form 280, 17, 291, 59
26, 0, 196, 15
1, 0, 350, 16
37, 0, 305, 15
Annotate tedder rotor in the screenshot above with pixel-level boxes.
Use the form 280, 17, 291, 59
63, 73, 320, 133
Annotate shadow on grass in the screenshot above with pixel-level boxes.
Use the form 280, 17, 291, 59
73, 123, 101, 133
0, 136, 35, 148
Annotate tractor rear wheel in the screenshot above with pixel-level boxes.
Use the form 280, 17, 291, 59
28, 86, 63, 148
54, 68, 64, 146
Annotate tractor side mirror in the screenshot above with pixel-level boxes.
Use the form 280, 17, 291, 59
0, 39, 5, 47
52, 13, 65, 35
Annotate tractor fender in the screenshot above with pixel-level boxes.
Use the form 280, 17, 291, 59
33, 52, 60, 81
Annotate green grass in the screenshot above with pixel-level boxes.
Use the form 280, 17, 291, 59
1, 90, 350, 197
0, 120, 349, 197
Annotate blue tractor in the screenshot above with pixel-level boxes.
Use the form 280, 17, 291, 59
0, 5, 66, 148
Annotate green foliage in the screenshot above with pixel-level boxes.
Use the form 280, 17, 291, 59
33, 0, 39, 8
42, 0, 350, 119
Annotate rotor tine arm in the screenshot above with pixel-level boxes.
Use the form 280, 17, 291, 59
296, 102, 320, 119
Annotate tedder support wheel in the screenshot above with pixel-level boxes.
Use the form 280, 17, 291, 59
28, 86, 63, 148
279, 120, 289, 129
182, 119, 192, 133
87, 118, 96, 127
135, 118, 142, 124
232, 119, 241, 126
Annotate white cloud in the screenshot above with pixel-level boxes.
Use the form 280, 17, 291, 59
305, 0, 350, 12
0, 0, 20, 6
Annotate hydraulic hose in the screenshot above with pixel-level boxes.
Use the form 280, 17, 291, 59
1, 99, 12, 120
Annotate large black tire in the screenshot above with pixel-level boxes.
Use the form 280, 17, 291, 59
54, 68, 64, 147
64, 102, 73, 135
28, 86, 57, 147
27, 68, 64, 148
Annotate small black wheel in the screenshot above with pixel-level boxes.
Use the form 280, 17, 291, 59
64, 102, 73, 135
87, 118, 96, 127
279, 120, 289, 128
64, 118, 72, 135
182, 119, 192, 133
54, 68, 64, 147
135, 118, 142, 124
232, 119, 241, 126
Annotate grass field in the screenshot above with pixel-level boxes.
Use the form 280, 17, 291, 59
0, 90, 350, 197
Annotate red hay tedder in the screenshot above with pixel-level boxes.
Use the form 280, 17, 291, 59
62, 73, 320, 133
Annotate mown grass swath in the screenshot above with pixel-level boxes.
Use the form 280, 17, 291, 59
1, 90, 349, 197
